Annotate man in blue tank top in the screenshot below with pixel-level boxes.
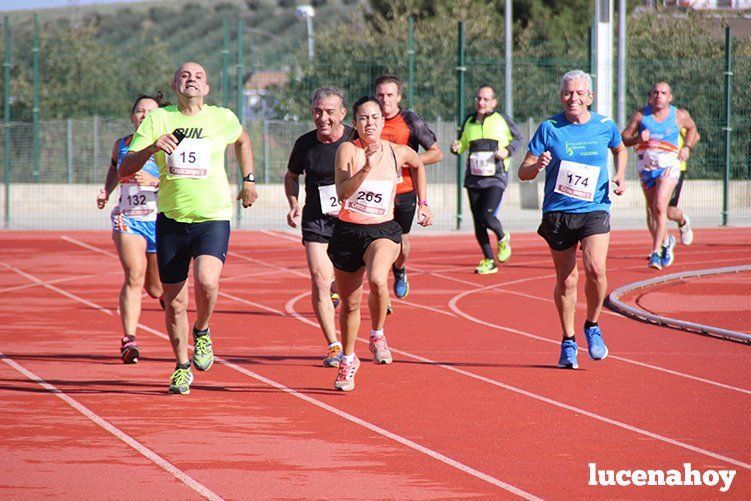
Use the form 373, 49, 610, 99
621, 82, 699, 270
519, 70, 626, 370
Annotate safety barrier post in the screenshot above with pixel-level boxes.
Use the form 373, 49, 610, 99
455, 21, 465, 231
32, 14, 39, 182
4, 16, 10, 227
722, 26, 733, 226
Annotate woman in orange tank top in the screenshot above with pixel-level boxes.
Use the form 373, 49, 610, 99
327, 96, 432, 392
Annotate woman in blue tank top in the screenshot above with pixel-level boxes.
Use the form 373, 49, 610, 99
96, 93, 165, 364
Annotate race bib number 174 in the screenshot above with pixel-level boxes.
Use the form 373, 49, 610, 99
554, 160, 599, 202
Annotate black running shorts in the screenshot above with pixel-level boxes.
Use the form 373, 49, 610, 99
668, 171, 685, 208
301, 206, 337, 244
327, 219, 402, 273
156, 213, 230, 284
537, 210, 610, 251
393, 190, 417, 234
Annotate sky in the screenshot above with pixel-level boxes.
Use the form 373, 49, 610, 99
0, 0, 144, 12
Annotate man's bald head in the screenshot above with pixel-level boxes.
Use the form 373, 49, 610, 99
172, 61, 210, 99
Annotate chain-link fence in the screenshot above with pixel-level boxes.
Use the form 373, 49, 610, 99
1, 12, 749, 231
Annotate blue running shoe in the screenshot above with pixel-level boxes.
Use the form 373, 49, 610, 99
584, 325, 609, 361
648, 252, 662, 270
558, 339, 579, 369
393, 266, 409, 299
660, 234, 676, 268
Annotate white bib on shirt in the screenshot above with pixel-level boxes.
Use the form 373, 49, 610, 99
118, 183, 157, 220
167, 138, 211, 178
469, 151, 496, 176
317, 184, 341, 216
554, 160, 599, 202
344, 179, 393, 216
638, 149, 680, 172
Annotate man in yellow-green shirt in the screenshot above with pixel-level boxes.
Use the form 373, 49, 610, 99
120, 61, 258, 395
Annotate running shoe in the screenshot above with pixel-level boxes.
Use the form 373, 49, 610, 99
369, 335, 393, 364
679, 215, 694, 246
330, 292, 341, 308
583, 325, 609, 361
475, 258, 498, 275
648, 252, 662, 270
386, 302, 394, 315
393, 266, 409, 299
192, 330, 214, 371
497, 232, 512, 263
660, 234, 676, 268
323, 344, 342, 367
168, 367, 194, 395
334, 355, 361, 392
557, 339, 579, 369
120, 335, 139, 364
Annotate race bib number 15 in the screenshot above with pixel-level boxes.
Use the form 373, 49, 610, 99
167, 138, 210, 178
554, 160, 599, 202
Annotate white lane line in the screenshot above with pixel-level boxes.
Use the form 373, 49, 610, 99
0, 353, 223, 501
235, 234, 751, 396
5, 263, 541, 500
0, 270, 120, 294
61, 236, 284, 317
283, 291, 751, 470
57, 237, 751, 466
443, 275, 751, 396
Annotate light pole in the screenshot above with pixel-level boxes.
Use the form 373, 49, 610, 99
295, 5, 315, 63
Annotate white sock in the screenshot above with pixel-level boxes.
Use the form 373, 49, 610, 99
341, 353, 355, 364
328, 341, 342, 349
370, 329, 384, 339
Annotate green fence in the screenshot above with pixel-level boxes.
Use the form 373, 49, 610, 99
1, 14, 749, 231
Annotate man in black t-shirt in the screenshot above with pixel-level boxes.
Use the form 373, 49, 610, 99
285, 86, 352, 368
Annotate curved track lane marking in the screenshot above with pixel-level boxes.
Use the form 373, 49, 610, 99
51, 239, 751, 466
282, 287, 751, 470
250, 232, 751, 394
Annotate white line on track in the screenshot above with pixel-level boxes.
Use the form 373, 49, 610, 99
245, 233, 751, 394
61, 236, 284, 316
4, 260, 541, 500
0, 353, 224, 501
54, 237, 751, 467
0, 270, 120, 294
282, 289, 751, 470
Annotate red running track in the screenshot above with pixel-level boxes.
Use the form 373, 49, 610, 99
1, 228, 749, 499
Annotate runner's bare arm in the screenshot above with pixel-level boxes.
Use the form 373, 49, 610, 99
420, 143, 443, 166
677, 109, 700, 161
97, 142, 121, 209
235, 129, 258, 208
119, 133, 179, 177
335, 142, 369, 200
400, 145, 432, 226
611, 143, 627, 196
284, 171, 301, 228
620, 110, 645, 147
518, 151, 551, 181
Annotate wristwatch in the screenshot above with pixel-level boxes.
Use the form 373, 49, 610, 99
242, 172, 256, 183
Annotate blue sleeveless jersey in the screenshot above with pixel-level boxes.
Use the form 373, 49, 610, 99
639, 105, 680, 149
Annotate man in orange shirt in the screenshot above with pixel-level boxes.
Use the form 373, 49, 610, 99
375, 75, 443, 298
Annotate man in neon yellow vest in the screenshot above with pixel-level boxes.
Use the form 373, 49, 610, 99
450, 84, 522, 275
